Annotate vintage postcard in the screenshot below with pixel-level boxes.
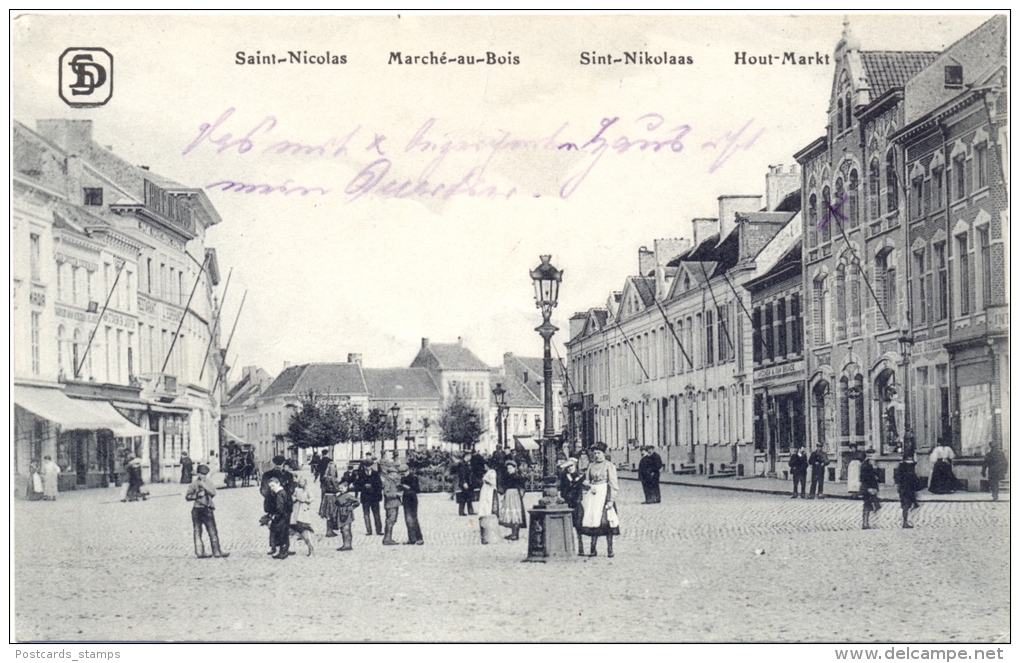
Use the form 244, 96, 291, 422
9, 12, 1009, 648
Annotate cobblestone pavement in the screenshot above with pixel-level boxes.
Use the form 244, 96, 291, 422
13, 475, 1009, 643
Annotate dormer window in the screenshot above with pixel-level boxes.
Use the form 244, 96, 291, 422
945, 65, 963, 89
83, 187, 103, 206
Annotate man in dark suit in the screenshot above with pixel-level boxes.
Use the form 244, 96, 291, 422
638, 446, 665, 504
260, 455, 294, 555
355, 460, 384, 535
981, 443, 1008, 502
860, 450, 881, 529
808, 442, 830, 499
788, 446, 808, 498
266, 476, 293, 559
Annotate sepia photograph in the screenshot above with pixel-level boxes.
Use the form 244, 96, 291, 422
9, 11, 1010, 647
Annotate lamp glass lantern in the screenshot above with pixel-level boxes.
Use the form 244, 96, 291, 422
530, 255, 562, 318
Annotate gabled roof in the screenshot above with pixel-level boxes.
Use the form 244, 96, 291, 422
411, 341, 490, 372
260, 363, 368, 400
583, 308, 609, 337
490, 371, 542, 409
859, 51, 940, 97
504, 354, 566, 390
363, 368, 441, 401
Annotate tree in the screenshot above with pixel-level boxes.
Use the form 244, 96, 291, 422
361, 407, 397, 455
439, 394, 485, 451
287, 392, 362, 453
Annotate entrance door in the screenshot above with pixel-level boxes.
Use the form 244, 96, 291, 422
75, 433, 88, 486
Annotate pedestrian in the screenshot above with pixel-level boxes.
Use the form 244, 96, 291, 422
266, 476, 293, 559
355, 460, 383, 535
860, 449, 881, 530
381, 466, 402, 545
453, 452, 476, 516
341, 461, 359, 487
981, 443, 1008, 502
498, 459, 527, 541
469, 449, 487, 507
318, 453, 341, 538
260, 456, 294, 556
123, 455, 146, 502
846, 449, 863, 498
310, 451, 322, 482
638, 446, 664, 504
185, 464, 229, 558
41, 455, 60, 501
558, 457, 585, 555
335, 481, 360, 551
290, 476, 315, 555
580, 443, 620, 557
928, 440, 959, 494
180, 451, 194, 484
808, 442, 830, 499
477, 463, 499, 544
26, 460, 44, 501
399, 466, 425, 545
788, 446, 808, 498
893, 455, 922, 529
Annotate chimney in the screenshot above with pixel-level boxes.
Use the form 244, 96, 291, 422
718, 195, 763, 239
283, 361, 292, 370
347, 353, 362, 365
638, 246, 656, 277
457, 336, 463, 346
766, 164, 801, 211
421, 338, 429, 348
569, 312, 588, 340
691, 218, 719, 249
36, 119, 94, 154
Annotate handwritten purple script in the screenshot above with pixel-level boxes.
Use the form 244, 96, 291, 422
184, 107, 765, 203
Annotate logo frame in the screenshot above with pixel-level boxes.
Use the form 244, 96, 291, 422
59, 47, 113, 108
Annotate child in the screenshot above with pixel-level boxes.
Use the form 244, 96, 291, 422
267, 477, 293, 559
335, 481, 361, 551
290, 477, 315, 555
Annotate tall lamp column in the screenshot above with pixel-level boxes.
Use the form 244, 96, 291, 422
530, 255, 563, 474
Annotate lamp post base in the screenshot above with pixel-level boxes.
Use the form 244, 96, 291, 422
523, 487, 577, 562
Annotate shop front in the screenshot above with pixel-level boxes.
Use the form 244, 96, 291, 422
752, 360, 806, 478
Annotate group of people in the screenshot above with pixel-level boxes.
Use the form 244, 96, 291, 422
25, 456, 61, 501
787, 443, 831, 499
453, 449, 528, 541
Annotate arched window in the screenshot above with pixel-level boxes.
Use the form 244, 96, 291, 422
868, 158, 881, 219
72, 329, 82, 379
840, 376, 851, 437
57, 325, 66, 377
813, 381, 829, 449
813, 275, 830, 345
834, 178, 845, 232
821, 186, 832, 243
849, 262, 862, 337
844, 92, 853, 131
837, 98, 844, 133
808, 193, 818, 248
876, 249, 897, 329
852, 374, 865, 437
848, 169, 859, 227
886, 150, 898, 212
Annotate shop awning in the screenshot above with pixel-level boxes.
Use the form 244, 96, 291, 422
14, 386, 155, 437
514, 436, 539, 451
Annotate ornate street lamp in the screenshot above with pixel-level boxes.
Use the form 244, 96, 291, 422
525, 255, 574, 562
898, 329, 915, 458
493, 382, 508, 450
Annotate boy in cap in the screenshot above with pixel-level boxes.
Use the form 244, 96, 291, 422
335, 481, 360, 551
266, 476, 293, 559
186, 464, 228, 558
381, 465, 403, 545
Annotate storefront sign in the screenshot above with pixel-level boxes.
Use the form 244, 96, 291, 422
162, 306, 183, 324
137, 295, 157, 315
54, 304, 96, 324
754, 360, 804, 383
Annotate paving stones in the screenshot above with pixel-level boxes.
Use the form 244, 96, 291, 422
13, 476, 1009, 642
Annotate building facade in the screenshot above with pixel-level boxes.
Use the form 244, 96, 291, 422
794, 16, 1007, 488
13, 119, 227, 491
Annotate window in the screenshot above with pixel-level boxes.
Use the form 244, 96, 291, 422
160, 263, 167, 300
837, 98, 844, 133
790, 294, 803, 355
979, 227, 991, 309
705, 310, 714, 366
848, 169, 859, 227
814, 278, 829, 345
868, 158, 881, 219
717, 305, 730, 363
776, 298, 787, 357
953, 154, 966, 200
752, 307, 762, 364
844, 92, 852, 131
56, 261, 64, 301
957, 234, 970, 316
945, 65, 963, 88
834, 178, 845, 230
821, 186, 832, 243
840, 377, 850, 437
73, 329, 82, 379
915, 249, 927, 324
71, 266, 80, 306
146, 259, 153, 294
835, 266, 846, 341
83, 187, 103, 206
933, 167, 944, 210
764, 303, 774, 359
853, 375, 865, 437
935, 243, 948, 321
912, 176, 924, 219
886, 151, 898, 211
974, 142, 988, 189
694, 314, 702, 368
876, 251, 896, 329
30, 233, 40, 281
178, 271, 184, 305
849, 263, 862, 337
808, 193, 818, 248
31, 312, 40, 375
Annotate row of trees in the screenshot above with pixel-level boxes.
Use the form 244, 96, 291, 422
286, 392, 485, 452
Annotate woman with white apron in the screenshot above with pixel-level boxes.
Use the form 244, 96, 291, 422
580, 443, 620, 557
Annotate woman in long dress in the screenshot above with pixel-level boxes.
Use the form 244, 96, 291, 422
41, 455, 60, 500
477, 464, 499, 544
846, 450, 863, 497
497, 460, 526, 541
580, 443, 620, 557
27, 461, 44, 501
928, 442, 959, 494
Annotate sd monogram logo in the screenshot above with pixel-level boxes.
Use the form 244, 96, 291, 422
59, 48, 113, 107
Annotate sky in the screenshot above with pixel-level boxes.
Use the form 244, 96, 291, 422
11, 12, 993, 380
